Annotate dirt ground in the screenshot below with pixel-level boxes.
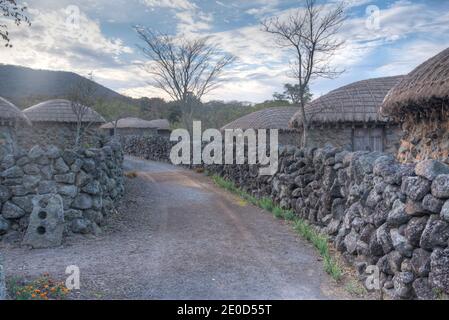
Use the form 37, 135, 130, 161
1, 156, 362, 299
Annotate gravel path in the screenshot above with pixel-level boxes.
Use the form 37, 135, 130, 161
1, 156, 349, 299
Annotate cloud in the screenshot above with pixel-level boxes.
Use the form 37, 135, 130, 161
140, 0, 197, 11
0, 7, 132, 74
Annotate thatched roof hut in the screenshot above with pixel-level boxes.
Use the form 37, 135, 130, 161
147, 119, 170, 131
23, 99, 105, 123
290, 76, 404, 128
17, 99, 105, 149
380, 48, 449, 162
288, 76, 404, 152
222, 107, 299, 131
100, 118, 170, 137
381, 47, 449, 118
0, 96, 31, 125
101, 117, 158, 130
222, 107, 301, 146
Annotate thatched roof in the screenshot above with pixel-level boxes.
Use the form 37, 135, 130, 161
23, 99, 106, 124
101, 117, 158, 129
381, 48, 449, 117
0, 96, 31, 125
222, 107, 299, 131
290, 76, 404, 128
148, 119, 170, 131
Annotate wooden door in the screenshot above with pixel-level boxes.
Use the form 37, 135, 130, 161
353, 127, 384, 152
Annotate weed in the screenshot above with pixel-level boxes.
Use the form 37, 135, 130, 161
345, 279, 367, 296
259, 197, 274, 212
272, 206, 284, 219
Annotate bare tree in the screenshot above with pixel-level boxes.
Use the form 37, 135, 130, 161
134, 27, 236, 132
0, 0, 30, 47
262, 0, 346, 147
68, 73, 98, 147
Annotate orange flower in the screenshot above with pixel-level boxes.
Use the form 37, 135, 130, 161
31, 294, 36, 298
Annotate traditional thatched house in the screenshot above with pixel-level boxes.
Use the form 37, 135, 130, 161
289, 76, 404, 153
221, 107, 301, 146
18, 99, 106, 149
100, 117, 159, 136
147, 119, 171, 137
0, 96, 30, 155
101, 118, 171, 138
381, 48, 449, 162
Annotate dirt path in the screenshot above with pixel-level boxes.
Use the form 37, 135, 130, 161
1, 156, 350, 299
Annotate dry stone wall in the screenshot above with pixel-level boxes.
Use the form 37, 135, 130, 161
122, 135, 174, 162
0, 140, 124, 246
124, 135, 449, 299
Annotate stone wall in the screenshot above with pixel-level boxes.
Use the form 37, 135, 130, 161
0, 140, 124, 245
124, 135, 449, 299
398, 118, 449, 163
16, 122, 103, 150
0, 126, 16, 159
122, 135, 174, 162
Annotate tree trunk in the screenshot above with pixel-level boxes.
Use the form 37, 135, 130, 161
299, 101, 308, 148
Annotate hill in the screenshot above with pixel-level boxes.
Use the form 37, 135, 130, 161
0, 64, 133, 108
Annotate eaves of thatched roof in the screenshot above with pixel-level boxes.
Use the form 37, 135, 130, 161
290, 76, 404, 128
381, 47, 449, 117
23, 99, 105, 124
222, 107, 299, 131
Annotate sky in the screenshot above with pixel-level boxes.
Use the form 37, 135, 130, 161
1, 0, 449, 103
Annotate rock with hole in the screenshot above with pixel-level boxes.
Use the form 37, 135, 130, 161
22, 194, 64, 248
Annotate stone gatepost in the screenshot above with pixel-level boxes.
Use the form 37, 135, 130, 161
22, 194, 64, 249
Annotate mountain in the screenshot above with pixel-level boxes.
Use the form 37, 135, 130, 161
0, 64, 133, 108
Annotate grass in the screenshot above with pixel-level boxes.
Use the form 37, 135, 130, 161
345, 279, 368, 296
211, 174, 343, 282
7, 274, 70, 300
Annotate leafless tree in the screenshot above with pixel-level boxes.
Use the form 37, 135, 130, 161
68, 73, 98, 147
0, 0, 30, 47
134, 27, 236, 132
262, 0, 346, 147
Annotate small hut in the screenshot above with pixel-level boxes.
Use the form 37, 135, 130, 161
381, 48, 449, 162
101, 118, 171, 138
221, 107, 301, 146
19, 99, 106, 149
147, 119, 171, 137
289, 76, 404, 153
100, 117, 158, 137
0, 96, 30, 155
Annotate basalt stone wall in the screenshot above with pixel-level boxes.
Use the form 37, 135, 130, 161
204, 147, 449, 300
122, 135, 174, 162
0, 140, 124, 243
398, 118, 449, 163
16, 122, 103, 150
